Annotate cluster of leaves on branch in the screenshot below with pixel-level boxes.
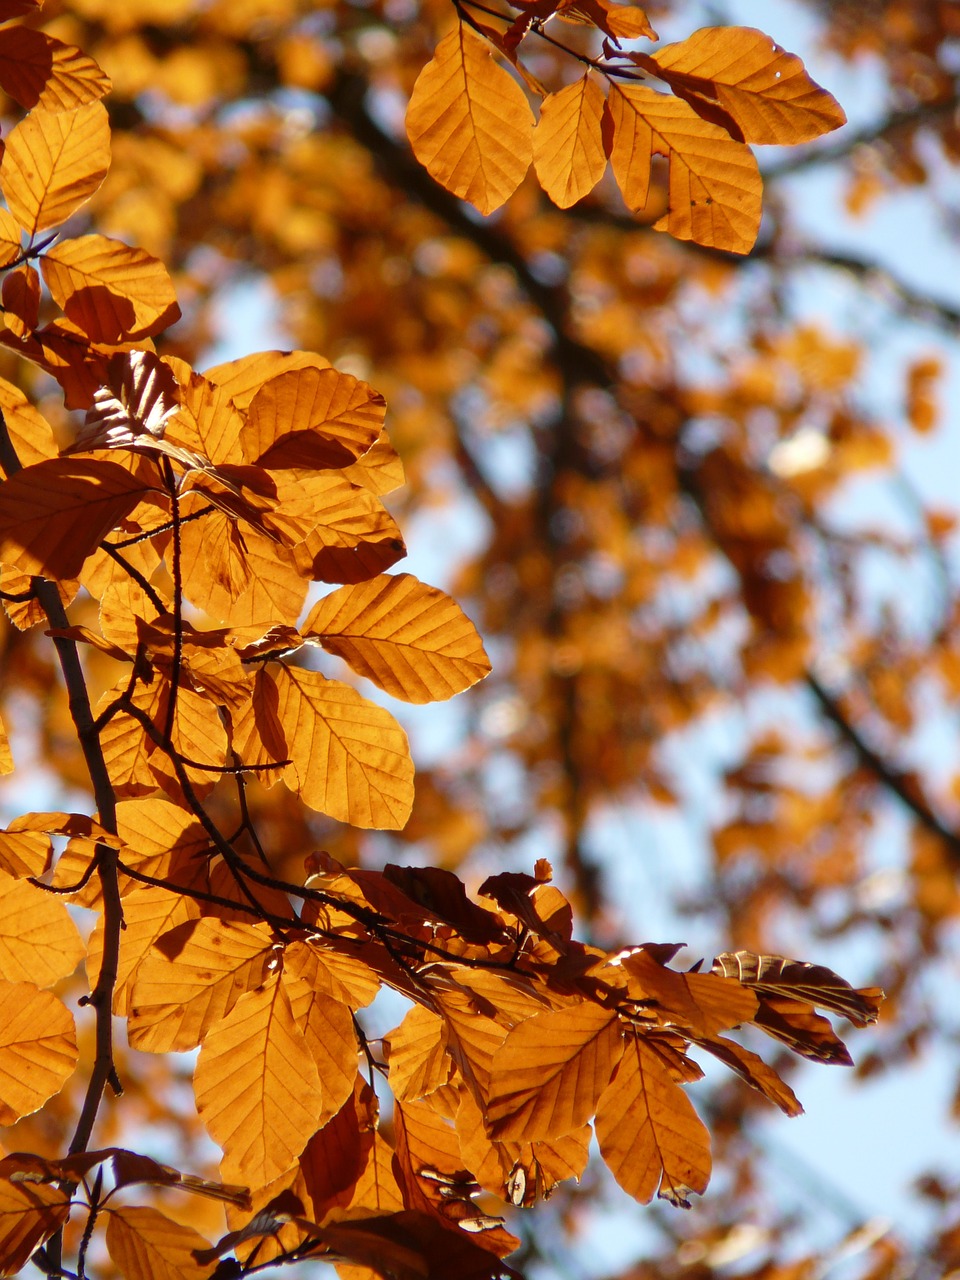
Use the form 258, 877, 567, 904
0, 2, 893, 1278
406, 5, 845, 250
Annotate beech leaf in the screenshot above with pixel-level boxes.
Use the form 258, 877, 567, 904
406, 23, 535, 215
533, 74, 608, 208
606, 81, 762, 253
651, 26, 847, 145
0, 982, 78, 1124
303, 572, 491, 703
0, 100, 110, 234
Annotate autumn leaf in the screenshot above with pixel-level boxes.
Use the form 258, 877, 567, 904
233, 664, 414, 828
0, 99, 110, 233
0, 982, 78, 1124
41, 236, 181, 342
0, 26, 111, 112
0, 1181, 70, 1277
533, 74, 607, 208
0, 874, 85, 987
606, 81, 762, 252
0, 457, 153, 579
128, 918, 275, 1052
194, 970, 324, 1184
243, 365, 386, 469
595, 1032, 711, 1207
486, 1001, 622, 1140
406, 23, 536, 215
650, 26, 847, 145
302, 572, 490, 703
105, 1205, 212, 1280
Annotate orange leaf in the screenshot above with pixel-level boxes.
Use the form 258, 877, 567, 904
128, 919, 275, 1052
0, 377, 59, 470
486, 1001, 622, 1140
41, 235, 180, 342
0, 210, 22, 270
302, 572, 491, 703
194, 970, 323, 1184
386, 1005, 452, 1102
105, 1205, 212, 1280
283, 965, 359, 1126
0, 100, 110, 234
235, 665, 414, 829
0, 27, 111, 111
0, 874, 84, 987
86, 884, 201, 1017
606, 82, 762, 253
203, 348, 332, 409
0, 457, 152, 579
0, 1181, 70, 1277
651, 26, 846, 145
0, 981, 78, 1124
595, 1033, 711, 1207
406, 23, 535, 215
533, 74, 607, 208
244, 365, 386, 468
0, 264, 38, 338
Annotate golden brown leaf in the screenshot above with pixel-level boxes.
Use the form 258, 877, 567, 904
0, 875, 85, 987
194, 970, 323, 1184
486, 1001, 622, 1140
128, 919, 275, 1052
86, 884, 201, 1016
243, 365, 386, 469
606, 82, 762, 253
651, 26, 847, 145
234, 664, 414, 829
0, 1181, 70, 1278
386, 1005, 452, 1102
0, 27, 111, 111
282, 963, 359, 1126
533, 74, 607, 208
595, 1033, 711, 1206
302, 572, 491, 703
0, 457, 152, 579
41, 235, 181, 342
105, 1205, 212, 1280
0, 100, 110, 234
0, 982, 78, 1124
406, 23, 535, 215
1, 264, 39, 338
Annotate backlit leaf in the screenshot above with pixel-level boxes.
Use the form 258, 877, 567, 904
533, 74, 607, 208
105, 1205, 211, 1280
0, 1181, 70, 1277
606, 82, 762, 253
0, 457, 152, 579
0, 27, 111, 111
486, 1001, 622, 1140
0, 982, 78, 1124
0, 875, 84, 987
0, 100, 110, 233
128, 919, 274, 1052
406, 23, 535, 215
194, 970, 323, 1184
303, 572, 491, 703
595, 1032, 711, 1207
86, 885, 201, 1017
651, 26, 846, 145
244, 365, 386, 468
235, 664, 414, 829
41, 236, 180, 342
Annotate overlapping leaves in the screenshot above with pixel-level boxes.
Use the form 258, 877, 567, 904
407, 18, 845, 251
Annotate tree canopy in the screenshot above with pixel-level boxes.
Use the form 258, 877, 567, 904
0, 0, 955, 1277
